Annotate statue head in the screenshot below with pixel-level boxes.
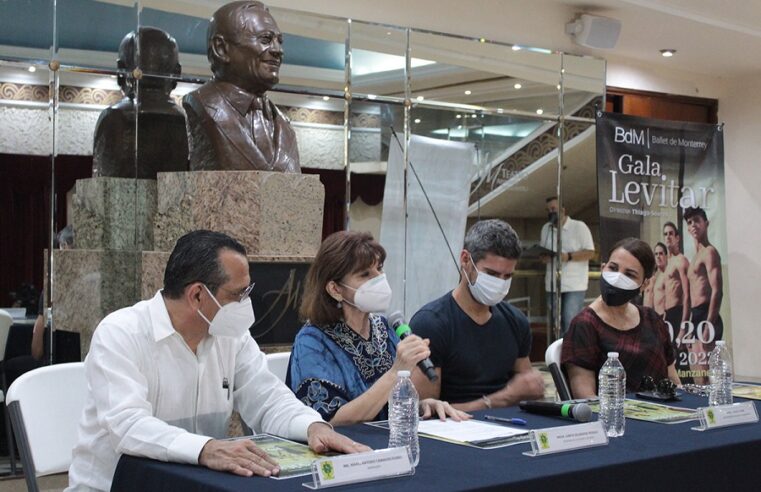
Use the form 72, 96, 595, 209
117, 27, 182, 98
207, 1, 284, 95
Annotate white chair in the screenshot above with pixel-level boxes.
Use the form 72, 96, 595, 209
265, 352, 291, 384
0, 308, 17, 475
545, 338, 572, 401
6, 362, 86, 492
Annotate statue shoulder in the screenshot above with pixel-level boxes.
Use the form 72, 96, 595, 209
183, 81, 224, 109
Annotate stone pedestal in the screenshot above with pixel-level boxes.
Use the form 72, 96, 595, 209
72, 177, 157, 251
153, 171, 324, 256
55, 170, 324, 357
51, 249, 141, 358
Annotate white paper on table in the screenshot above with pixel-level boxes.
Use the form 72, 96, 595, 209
417, 418, 528, 443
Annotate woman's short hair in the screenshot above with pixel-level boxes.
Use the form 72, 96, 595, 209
606, 237, 656, 280
299, 230, 386, 327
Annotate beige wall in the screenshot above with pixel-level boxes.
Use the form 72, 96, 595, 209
717, 75, 761, 380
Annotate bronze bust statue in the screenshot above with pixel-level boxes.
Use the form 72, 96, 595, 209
183, 1, 300, 173
92, 27, 189, 179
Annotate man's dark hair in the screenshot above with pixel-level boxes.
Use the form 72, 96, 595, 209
207, 1, 269, 75
545, 196, 558, 203
683, 207, 708, 222
663, 221, 678, 235
654, 242, 667, 255
464, 219, 522, 263
163, 230, 247, 299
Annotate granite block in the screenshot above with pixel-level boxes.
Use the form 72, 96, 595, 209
153, 171, 324, 256
51, 249, 140, 357
72, 177, 157, 251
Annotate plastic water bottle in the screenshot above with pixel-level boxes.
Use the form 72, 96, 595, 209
708, 341, 733, 406
598, 352, 626, 437
388, 370, 419, 466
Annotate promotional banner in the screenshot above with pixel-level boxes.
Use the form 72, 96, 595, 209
596, 112, 729, 384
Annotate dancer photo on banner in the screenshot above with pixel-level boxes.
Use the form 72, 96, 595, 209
596, 112, 729, 384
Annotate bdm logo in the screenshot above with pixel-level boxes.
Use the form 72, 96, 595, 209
614, 126, 646, 146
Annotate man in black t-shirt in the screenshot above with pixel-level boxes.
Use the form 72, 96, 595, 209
410, 219, 545, 409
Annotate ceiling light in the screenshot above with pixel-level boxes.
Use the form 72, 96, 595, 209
414, 118, 421, 124
557, 84, 561, 90
660, 49, 676, 57
464, 90, 472, 95
367, 94, 377, 100
28, 66, 36, 72
497, 108, 504, 114
455, 114, 462, 119
479, 38, 486, 43
416, 95, 424, 101
512, 45, 521, 51
514, 83, 522, 90
386, 31, 391, 35
322, 96, 330, 101
536, 108, 544, 115
471, 114, 478, 119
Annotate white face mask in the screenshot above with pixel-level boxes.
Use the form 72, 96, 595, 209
197, 285, 256, 338
341, 273, 393, 313
602, 271, 641, 290
465, 254, 512, 306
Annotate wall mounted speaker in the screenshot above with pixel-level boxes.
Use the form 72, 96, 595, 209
566, 14, 621, 49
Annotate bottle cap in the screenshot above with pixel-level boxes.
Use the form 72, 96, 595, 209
607, 352, 619, 358
716, 341, 726, 346
397, 370, 411, 377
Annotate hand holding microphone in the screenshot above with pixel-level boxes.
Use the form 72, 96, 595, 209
388, 311, 439, 382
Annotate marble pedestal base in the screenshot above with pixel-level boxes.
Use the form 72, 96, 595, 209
153, 171, 324, 256
51, 249, 140, 358
72, 177, 157, 251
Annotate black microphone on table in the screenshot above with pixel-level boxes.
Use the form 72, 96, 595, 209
388, 311, 439, 382
518, 400, 592, 423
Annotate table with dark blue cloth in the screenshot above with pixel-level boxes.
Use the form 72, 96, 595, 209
111, 394, 761, 492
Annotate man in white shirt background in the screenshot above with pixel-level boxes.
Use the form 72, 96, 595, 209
540, 197, 596, 337
67, 230, 368, 491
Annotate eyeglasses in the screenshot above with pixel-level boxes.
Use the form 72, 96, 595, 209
221, 282, 256, 302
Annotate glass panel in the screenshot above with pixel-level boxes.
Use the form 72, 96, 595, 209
0, 0, 54, 62
347, 21, 407, 240
0, 60, 54, 352
554, 53, 606, 341
562, 53, 605, 117
52, 0, 138, 71
409, 30, 562, 117
406, 30, 564, 349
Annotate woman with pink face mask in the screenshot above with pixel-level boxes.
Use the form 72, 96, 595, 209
288, 231, 470, 426
562, 237, 681, 399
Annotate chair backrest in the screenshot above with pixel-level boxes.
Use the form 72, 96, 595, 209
544, 338, 572, 401
265, 352, 291, 384
6, 362, 87, 483
0, 309, 13, 362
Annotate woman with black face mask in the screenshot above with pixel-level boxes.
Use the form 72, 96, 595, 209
560, 238, 681, 399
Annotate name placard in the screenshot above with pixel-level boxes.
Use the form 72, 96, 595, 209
692, 401, 759, 431
303, 447, 414, 489
523, 421, 608, 457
